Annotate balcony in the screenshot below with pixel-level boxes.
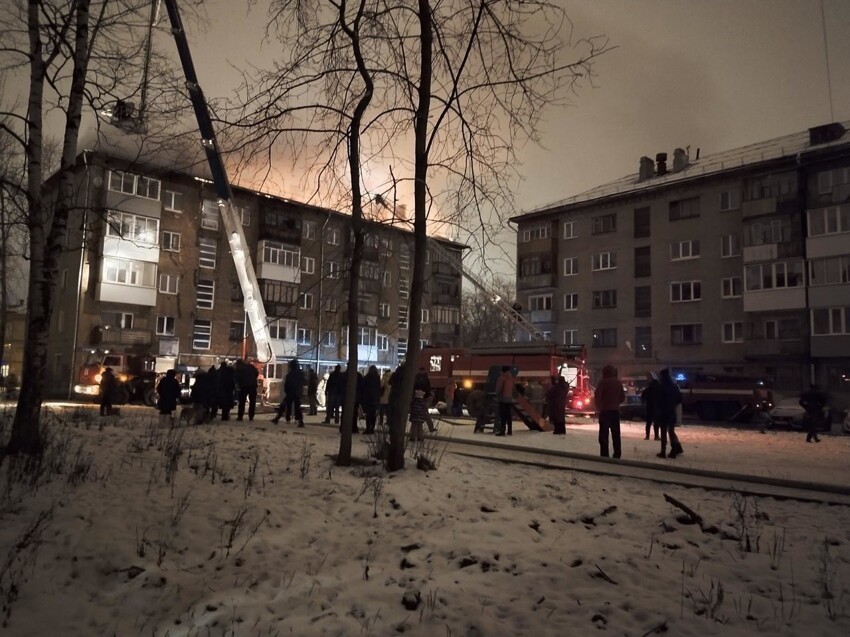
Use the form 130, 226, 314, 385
362, 245, 380, 262
741, 197, 776, 219
432, 262, 458, 278
517, 273, 554, 290
431, 322, 461, 336
94, 326, 152, 346
265, 301, 298, 319
434, 293, 459, 306
258, 221, 301, 245
744, 338, 807, 358
743, 242, 802, 263
357, 278, 381, 294
530, 309, 553, 323
743, 287, 806, 312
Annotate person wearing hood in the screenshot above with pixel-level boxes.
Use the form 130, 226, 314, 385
593, 365, 625, 458
273, 358, 305, 427
641, 372, 661, 441
656, 368, 684, 458
99, 367, 117, 417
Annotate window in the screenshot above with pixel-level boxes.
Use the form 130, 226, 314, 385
563, 329, 578, 345
563, 221, 577, 240
671, 323, 702, 345
192, 320, 212, 350
196, 279, 215, 309
592, 328, 617, 348
360, 262, 380, 280
299, 293, 314, 310
379, 302, 391, 318
670, 239, 700, 261
635, 326, 652, 358
201, 200, 219, 230
635, 286, 651, 317
301, 256, 315, 274
722, 277, 742, 298
397, 336, 408, 359
592, 289, 617, 309
563, 257, 578, 276
433, 306, 460, 324
399, 276, 410, 300
297, 328, 312, 345
164, 190, 183, 213
563, 293, 578, 311
108, 170, 161, 200
719, 189, 741, 211
158, 272, 179, 294
421, 309, 429, 323
634, 246, 651, 278
745, 261, 804, 291
720, 234, 741, 258
162, 231, 181, 252
104, 257, 157, 287
327, 227, 340, 245
669, 197, 700, 221
671, 281, 701, 302
269, 319, 296, 340
358, 327, 377, 347
238, 206, 250, 227
811, 307, 850, 336
321, 330, 336, 347
106, 211, 159, 244
591, 213, 617, 235
383, 271, 392, 287
817, 170, 833, 194
377, 333, 389, 351
325, 261, 341, 279
722, 322, 744, 343
380, 237, 393, 257
592, 251, 617, 271
809, 256, 850, 285
322, 296, 339, 312
519, 256, 553, 277
528, 294, 552, 311
808, 206, 850, 237
633, 207, 650, 238
399, 307, 409, 330
229, 321, 244, 341
764, 319, 801, 340
262, 280, 298, 305
231, 282, 243, 303
198, 236, 217, 269
744, 220, 785, 246
399, 245, 410, 270
262, 241, 299, 267
521, 224, 550, 242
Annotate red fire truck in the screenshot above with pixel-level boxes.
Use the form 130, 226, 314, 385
418, 342, 592, 420
677, 372, 773, 421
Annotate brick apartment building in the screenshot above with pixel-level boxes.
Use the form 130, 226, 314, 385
511, 122, 850, 406
45, 151, 464, 398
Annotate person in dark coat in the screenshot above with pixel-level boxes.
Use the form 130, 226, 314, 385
799, 384, 827, 443
323, 365, 343, 424
656, 368, 684, 458
190, 368, 210, 423
204, 365, 220, 421
641, 372, 661, 441
306, 368, 319, 416
546, 375, 569, 435
234, 359, 259, 421
217, 361, 236, 421
414, 367, 436, 432
156, 369, 182, 425
593, 365, 625, 458
99, 367, 117, 416
274, 358, 305, 427
361, 365, 382, 434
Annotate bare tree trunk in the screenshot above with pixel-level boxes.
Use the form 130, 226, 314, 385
8, 0, 91, 456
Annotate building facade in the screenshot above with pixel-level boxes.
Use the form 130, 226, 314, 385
512, 122, 850, 406
46, 152, 463, 397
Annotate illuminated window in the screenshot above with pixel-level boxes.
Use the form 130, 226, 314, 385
106, 211, 159, 245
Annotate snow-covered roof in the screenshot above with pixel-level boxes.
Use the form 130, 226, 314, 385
516, 121, 850, 219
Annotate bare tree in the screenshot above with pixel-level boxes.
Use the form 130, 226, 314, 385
461, 276, 516, 346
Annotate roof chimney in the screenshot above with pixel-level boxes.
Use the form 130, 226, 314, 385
672, 147, 689, 172
655, 153, 668, 176
638, 156, 655, 181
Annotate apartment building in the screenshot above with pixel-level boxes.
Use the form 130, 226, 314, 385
512, 122, 850, 405
46, 152, 463, 397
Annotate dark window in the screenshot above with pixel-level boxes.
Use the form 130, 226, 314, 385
229, 321, 244, 341
262, 280, 298, 305
634, 207, 651, 238
635, 326, 652, 358
669, 197, 700, 221
591, 213, 617, 235
231, 282, 244, 302
671, 323, 703, 345
592, 328, 617, 348
592, 289, 617, 309
634, 246, 651, 278
635, 286, 651, 317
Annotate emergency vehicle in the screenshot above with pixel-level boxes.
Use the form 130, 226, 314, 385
676, 372, 773, 421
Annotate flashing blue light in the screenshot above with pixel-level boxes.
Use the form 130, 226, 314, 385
674, 372, 686, 382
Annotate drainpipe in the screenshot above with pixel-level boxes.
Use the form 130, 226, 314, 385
68, 152, 92, 398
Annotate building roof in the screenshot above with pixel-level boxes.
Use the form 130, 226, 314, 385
512, 121, 850, 222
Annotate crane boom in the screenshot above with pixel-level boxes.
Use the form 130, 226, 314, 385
428, 239, 549, 342
162, 0, 274, 363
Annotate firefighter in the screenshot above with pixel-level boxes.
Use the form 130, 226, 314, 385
99, 367, 116, 416
593, 365, 625, 458
799, 384, 827, 443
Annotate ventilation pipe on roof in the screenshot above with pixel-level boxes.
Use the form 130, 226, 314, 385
655, 152, 668, 176
638, 156, 654, 181
672, 147, 689, 172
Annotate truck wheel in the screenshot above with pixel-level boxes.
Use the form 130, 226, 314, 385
114, 387, 130, 405
695, 402, 717, 421
144, 387, 157, 407
466, 390, 485, 418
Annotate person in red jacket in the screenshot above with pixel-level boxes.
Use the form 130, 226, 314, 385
593, 365, 626, 458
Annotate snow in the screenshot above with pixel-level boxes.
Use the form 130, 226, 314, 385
1, 405, 849, 636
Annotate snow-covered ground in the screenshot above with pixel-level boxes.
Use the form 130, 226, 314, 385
0, 405, 848, 636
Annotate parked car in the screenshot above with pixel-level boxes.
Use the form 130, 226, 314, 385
619, 395, 646, 421
768, 397, 830, 431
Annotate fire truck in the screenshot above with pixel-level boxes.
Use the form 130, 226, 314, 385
677, 372, 773, 421
419, 342, 592, 420
74, 352, 158, 405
